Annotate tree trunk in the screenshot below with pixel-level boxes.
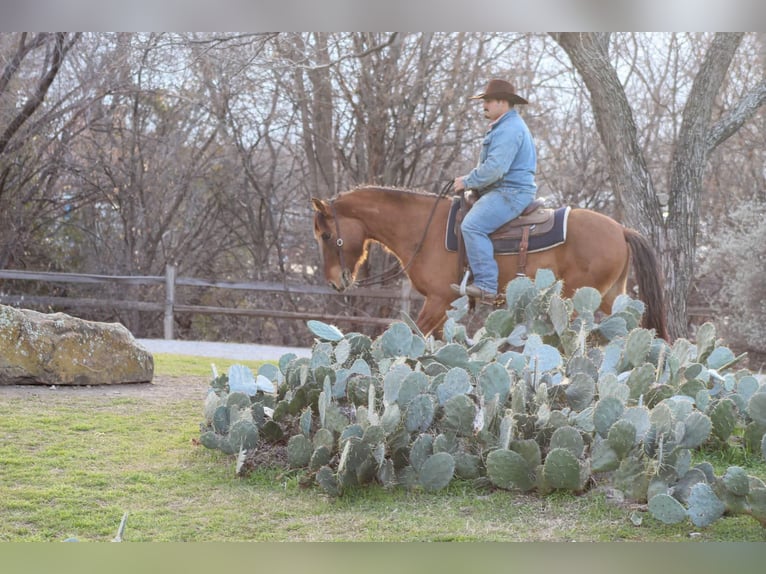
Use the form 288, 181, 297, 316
291, 33, 337, 199
551, 33, 764, 340
306, 33, 337, 197
663, 33, 744, 338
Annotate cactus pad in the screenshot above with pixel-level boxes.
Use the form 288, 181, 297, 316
486, 449, 535, 492
565, 372, 596, 412
405, 394, 435, 433
478, 362, 511, 405
510, 438, 542, 468
747, 392, 766, 427
590, 439, 620, 473
418, 452, 456, 492
453, 452, 482, 479
624, 328, 653, 367
677, 411, 712, 450
572, 286, 601, 314
315, 466, 341, 497
440, 393, 476, 436
436, 367, 472, 405
710, 399, 737, 442
671, 468, 708, 504
310, 445, 332, 471
648, 493, 687, 524
687, 482, 725, 527
380, 322, 414, 357
607, 419, 636, 459
287, 434, 313, 468
229, 419, 259, 450
409, 434, 434, 473
307, 320, 344, 342
613, 455, 649, 501
594, 396, 625, 438
549, 425, 585, 458
200, 431, 222, 451
694, 322, 717, 363
721, 466, 750, 497
542, 448, 582, 491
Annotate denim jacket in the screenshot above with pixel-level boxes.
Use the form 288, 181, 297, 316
463, 109, 537, 194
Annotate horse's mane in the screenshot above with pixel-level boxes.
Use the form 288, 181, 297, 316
339, 185, 438, 200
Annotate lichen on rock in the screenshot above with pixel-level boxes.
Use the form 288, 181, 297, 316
0, 305, 153, 385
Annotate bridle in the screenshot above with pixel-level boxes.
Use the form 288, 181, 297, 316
326, 181, 454, 288
327, 198, 348, 282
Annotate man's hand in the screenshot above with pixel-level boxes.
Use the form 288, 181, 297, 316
453, 176, 466, 193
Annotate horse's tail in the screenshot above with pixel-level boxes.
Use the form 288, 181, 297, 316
623, 228, 670, 341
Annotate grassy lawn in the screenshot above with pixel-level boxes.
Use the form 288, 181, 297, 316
1, 354, 764, 542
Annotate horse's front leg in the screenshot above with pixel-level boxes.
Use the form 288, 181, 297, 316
415, 296, 452, 338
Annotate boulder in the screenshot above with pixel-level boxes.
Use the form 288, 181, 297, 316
0, 305, 153, 385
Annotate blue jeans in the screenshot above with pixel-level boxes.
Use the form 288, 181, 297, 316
460, 188, 536, 293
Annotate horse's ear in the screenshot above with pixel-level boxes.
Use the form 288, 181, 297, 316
311, 197, 329, 216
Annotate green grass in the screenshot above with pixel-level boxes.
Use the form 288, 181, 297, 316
151, 353, 268, 377
0, 353, 764, 541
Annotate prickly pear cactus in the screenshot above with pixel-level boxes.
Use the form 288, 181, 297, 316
198, 271, 766, 530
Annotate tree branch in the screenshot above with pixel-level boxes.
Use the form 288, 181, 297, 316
0, 33, 81, 156
707, 78, 766, 152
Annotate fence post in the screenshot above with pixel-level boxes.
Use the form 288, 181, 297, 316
164, 264, 176, 340
400, 280, 411, 318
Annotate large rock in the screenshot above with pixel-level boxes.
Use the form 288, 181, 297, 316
0, 305, 153, 385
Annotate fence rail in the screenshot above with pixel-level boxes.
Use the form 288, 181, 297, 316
0, 267, 715, 340
0, 266, 421, 339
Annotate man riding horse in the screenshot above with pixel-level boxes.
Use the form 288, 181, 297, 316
451, 78, 537, 304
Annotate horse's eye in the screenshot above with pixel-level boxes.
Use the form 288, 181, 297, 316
321, 232, 331, 241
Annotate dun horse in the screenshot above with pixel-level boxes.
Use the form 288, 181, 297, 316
312, 186, 668, 341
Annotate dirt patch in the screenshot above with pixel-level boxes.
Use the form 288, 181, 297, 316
0, 375, 211, 403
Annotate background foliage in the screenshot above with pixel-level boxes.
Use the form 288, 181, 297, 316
0, 32, 764, 354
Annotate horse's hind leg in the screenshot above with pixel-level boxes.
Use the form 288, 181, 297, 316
598, 251, 631, 316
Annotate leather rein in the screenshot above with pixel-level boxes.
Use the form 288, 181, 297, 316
328, 181, 454, 288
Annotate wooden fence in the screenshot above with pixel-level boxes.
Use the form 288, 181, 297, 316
0, 266, 421, 340
0, 267, 716, 342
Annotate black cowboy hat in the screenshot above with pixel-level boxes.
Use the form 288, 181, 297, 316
470, 79, 529, 105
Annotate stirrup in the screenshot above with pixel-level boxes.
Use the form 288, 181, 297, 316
456, 270, 471, 295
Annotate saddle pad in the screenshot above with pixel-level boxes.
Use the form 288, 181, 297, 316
446, 202, 570, 255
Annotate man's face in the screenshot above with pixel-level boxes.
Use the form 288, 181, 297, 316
482, 98, 508, 122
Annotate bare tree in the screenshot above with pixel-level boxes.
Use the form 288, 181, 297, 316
289, 32, 338, 199
54, 34, 244, 333
550, 32, 766, 339
0, 32, 81, 268
5, 31, 764, 349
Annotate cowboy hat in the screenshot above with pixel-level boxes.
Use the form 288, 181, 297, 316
470, 79, 528, 105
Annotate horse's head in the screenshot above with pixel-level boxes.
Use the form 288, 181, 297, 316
311, 197, 369, 291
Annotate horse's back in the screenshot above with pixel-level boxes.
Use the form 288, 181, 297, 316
568, 207, 627, 246
497, 207, 628, 296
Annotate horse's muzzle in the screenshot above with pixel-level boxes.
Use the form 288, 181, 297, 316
330, 269, 354, 292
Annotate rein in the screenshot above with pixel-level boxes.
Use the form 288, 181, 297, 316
331, 181, 454, 288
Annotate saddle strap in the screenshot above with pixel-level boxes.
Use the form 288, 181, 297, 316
456, 195, 469, 281
455, 193, 535, 280
517, 225, 531, 277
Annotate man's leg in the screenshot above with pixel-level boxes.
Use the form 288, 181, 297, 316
460, 189, 534, 293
